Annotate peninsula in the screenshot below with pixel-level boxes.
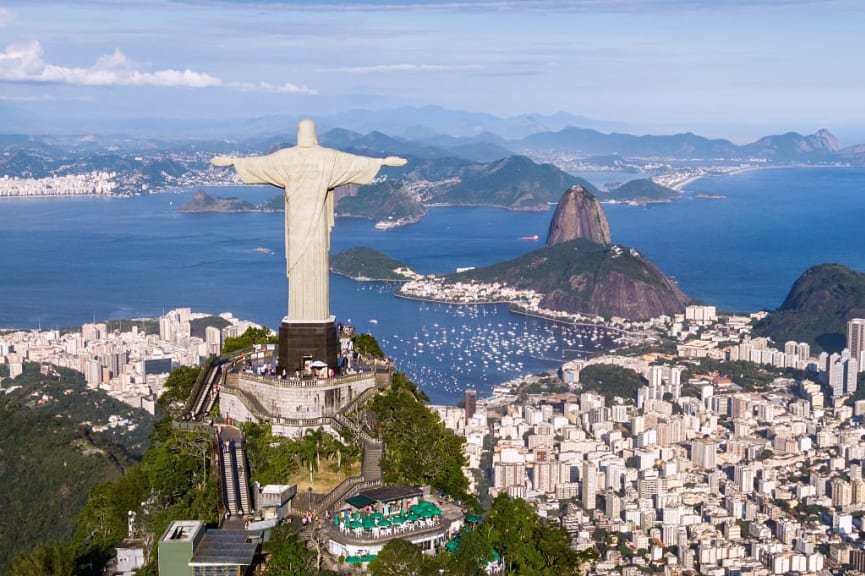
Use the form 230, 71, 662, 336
330, 247, 421, 281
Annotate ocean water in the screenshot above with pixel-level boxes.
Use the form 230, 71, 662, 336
1, 167, 863, 402
603, 167, 865, 312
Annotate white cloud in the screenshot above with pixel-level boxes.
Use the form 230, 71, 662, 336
0, 8, 14, 27
0, 41, 221, 87
230, 80, 318, 95
323, 63, 482, 74
0, 39, 319, 95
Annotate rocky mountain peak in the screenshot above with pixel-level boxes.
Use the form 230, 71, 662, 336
808, 129, 841, 152
546, 185, 611, 247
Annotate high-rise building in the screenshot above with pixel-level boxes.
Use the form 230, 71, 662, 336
691, 438, 717, 470
582, 461, 597, 510
832, 478, 853, 508
828, 350, 858, 396
464, 388, 477, 422
848, 318, 865, 371
205, 326, 222, 356
734, 463, 755, 494
605, 490, 621, 519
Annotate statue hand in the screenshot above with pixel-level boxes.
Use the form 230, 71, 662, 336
382, 156, 408, 167
211, 156, 234, 167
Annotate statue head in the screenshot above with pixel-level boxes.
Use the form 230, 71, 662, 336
297, 119, 318, 148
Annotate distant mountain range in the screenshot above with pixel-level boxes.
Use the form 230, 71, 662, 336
2, 103, 862, 164
3, 110, 864, 208
313, 122, 855, 165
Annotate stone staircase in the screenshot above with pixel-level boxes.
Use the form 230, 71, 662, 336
361, 441, 384, 480
313, 476, 382, 517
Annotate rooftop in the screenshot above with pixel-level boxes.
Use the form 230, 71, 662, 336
189, 529, 262, 567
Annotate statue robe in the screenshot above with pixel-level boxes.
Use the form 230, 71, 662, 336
231, 146, 386, 322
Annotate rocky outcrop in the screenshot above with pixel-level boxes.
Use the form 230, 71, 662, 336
546, 185, 611, 247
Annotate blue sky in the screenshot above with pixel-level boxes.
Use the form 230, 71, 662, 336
1, 0, 864, 142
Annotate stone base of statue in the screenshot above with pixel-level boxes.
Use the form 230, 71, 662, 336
278, 316, 339, 373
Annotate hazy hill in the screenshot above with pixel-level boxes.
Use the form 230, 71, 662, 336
0, 363, 154, 573
740, 129, 841, 161
600, 179, 679, 203
518, 127, 741, 158
178, 189, 256, 213
342, 154, 598, 215
432, 155, 599, 210
450, 238, 690, 320
517, 126, 844, 162
321, 128, 457, 160
317, 105, 623, 139
336, 179, 427, 222
753, 263, 865, 352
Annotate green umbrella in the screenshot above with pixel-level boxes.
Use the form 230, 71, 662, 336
372, 512, 384, 520
348, 520, 362, 529
491, 550, 501, 562
391, 515, 405, 524
362, 517, 376, 529
378, 519, 392, 527
445, 540, 460, 552
361, 554, 377, 563
466, 514, 483, 523
345, 556, 362, 564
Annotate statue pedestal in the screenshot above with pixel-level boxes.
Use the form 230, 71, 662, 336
278, 316, 339, 373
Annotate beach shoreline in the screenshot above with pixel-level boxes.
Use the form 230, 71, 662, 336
669, 163, 851, 192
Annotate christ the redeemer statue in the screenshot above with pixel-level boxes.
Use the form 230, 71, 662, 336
211, 119, 407, 370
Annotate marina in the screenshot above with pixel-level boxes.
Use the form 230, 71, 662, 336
366, 297, 628, 400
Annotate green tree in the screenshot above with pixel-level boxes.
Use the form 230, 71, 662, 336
156, 365, 202, 414
262, 524, 315, 576
369, 539, 430, 576
295, 433, 319, 483
443, 527, 493, 576
243, 422, 298, 485
304, 427, 328, 470
334, 427, 362, 476
370, 373, 468, 499
479, 493, 585, 575
223, 326, 278, 355
4, 542, 76, 576
353, 333, 385, 358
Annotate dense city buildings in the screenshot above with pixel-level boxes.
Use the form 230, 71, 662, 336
7, 300, 865, 574
0, 308, 260, 414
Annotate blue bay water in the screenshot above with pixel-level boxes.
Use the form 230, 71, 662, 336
1, 167, 864, 402
604, 167, 865, 312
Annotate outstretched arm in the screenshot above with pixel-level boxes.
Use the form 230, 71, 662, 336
211, 156, 235, 167
382, 156, 408, 167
